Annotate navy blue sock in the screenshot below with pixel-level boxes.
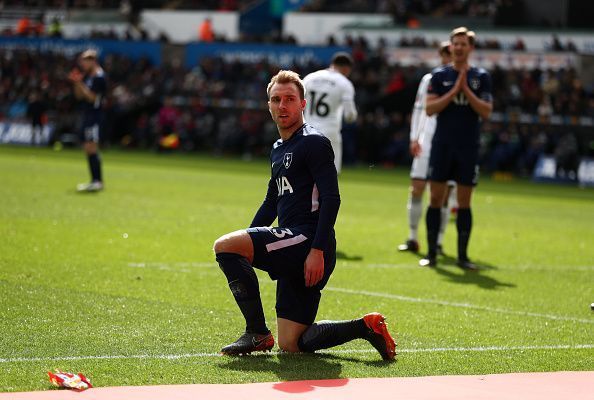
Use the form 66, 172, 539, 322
298, 319, 368, 352
87, 153, 102, 182
456, 208, 472, 261
215, 252, 268, 334
425, 207, 441, 257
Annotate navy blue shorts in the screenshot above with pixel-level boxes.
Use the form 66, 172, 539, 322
247, 226, 336, 325
79, 119, 101, 143
428, 142, 479, 186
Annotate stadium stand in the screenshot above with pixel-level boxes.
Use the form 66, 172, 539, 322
1, 46, 591, 175
0, 0, 592, 179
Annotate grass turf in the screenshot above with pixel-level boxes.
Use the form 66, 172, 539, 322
0, 145, 593, 392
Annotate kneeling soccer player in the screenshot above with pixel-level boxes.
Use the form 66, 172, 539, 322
213, 70, 395, 360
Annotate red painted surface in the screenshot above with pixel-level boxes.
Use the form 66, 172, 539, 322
3, 372, 593, 400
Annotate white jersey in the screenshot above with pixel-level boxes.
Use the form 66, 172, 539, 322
409, 72, 437, 180
302, 68, 357, 139
410, 72, 436, 149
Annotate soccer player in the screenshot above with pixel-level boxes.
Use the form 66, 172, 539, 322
303, 52, 357, 173
68, 49, 106, 192
420, 27, 492, 270
398, 41, 454, 255
213, 70, 395, 360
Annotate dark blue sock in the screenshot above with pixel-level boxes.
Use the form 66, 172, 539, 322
215, 252, 268, 334
426, 207, 441, 257
456, 208, 472, 261
298, 319, 368, 352
87, 153, 102, 182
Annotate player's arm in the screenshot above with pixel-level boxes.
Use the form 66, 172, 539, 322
304, 137, 341, 287
409, 76, 429, 157
460, 72, 493, 120
342, 82, 358, 123
68, 70, 98, 103
250, 176, 278, 227
426, 69, 465, 116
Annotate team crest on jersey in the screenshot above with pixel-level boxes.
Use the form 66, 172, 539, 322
283, 153, 293, 169
470, 78, 480, 90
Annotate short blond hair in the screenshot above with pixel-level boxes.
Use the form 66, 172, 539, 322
80, 49, 98, 60
450, 26, 475, 46
267, 70, 305, 100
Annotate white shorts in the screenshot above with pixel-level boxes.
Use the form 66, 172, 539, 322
410, 148, 430, 180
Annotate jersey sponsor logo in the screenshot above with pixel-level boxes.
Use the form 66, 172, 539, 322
276, 176, 294, 196
443, 81, 454, 87
470, 78, 480, 90
283, 153, 293, 169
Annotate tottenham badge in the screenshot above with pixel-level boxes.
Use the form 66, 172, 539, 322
283, 153, 293, 169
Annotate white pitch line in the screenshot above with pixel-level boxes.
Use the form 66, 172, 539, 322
325, 287, 594, 324
1, 344, 592, 364
125, 261, 592, 324
338, 262, 594, 272
128, 261, 594, 273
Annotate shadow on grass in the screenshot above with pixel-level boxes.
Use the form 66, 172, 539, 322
219, 351, 392, 392
336, 250, 363, 261
431, 256, 516, 290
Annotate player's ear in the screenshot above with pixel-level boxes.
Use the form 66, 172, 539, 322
301, 98, 306, 111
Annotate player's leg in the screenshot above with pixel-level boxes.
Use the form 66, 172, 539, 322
454, 149, 479, 270
275, 239, 396, 360
399, 150, 430, 252
398, 178, 425, 252
420, 143, 452, 266
420, 180, 447, 266
213, 230, 272, 354
78, 124, 103, 191
437, 182, 455, 254
455, 184, 476, 270
277, 313, 397, 361
292, 313, 396, 361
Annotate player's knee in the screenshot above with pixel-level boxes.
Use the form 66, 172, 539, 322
429, 194, 442, 207
429, 190, 445, 207
213, 232, 253, 261
213, 235, 231, 254
278, 337, 301, 353
213, 233, 238, 254
410, 183, 425, 198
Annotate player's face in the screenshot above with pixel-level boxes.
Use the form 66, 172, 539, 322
79, 57, 94, 73
268, 82, 306, 133
451, 35, 472, 64
440, 51, 452, 65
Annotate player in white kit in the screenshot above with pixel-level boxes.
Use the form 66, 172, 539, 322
303, 52, 358, 174
398, 42, 457, 254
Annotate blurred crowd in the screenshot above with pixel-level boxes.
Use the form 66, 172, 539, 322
0, 0, 245, 10
1, 46, 592, 175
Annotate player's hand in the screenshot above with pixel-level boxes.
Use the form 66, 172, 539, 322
456, 68, 468, 92
304, 248, 324, 287
453, 68, 466, 93
68, 69, 83, 83
410, 140, 421, 157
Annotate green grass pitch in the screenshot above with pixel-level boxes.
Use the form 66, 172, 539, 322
0, 145, 592, 392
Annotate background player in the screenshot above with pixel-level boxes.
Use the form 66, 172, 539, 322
68, 49, 106, 192
420, 28, 492, 269
398, 41, 455, 255
213, 70, 395, 360
303, 52, 358, 173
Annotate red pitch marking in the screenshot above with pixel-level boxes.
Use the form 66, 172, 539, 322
2, 372, 593, 399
